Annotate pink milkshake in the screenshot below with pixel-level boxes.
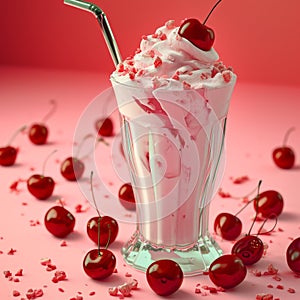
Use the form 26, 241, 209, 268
111, 19, 236, 275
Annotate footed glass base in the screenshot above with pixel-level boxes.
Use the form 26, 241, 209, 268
121, 230, 223, 276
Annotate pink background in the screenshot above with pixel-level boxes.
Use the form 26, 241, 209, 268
1, 0, 300, 85
1, 1, 300, 300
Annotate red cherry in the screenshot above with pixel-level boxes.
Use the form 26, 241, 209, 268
232, 235, 264, 265
60, 134, 99, 181
87, 216, 119, 247
27, 174, 55, 200
28, 124, 48, 145
83, 248, 116, 280
27, 150, 56, 200
214, 212, 242, 241
209, 254, 247, 289
273, 147, 295, 169
0, 125, 26, 166
272, 127, 296, 169
118, 183, 136, 211
83, 172, 117, 280
44, 205, 75, 238
286, 237, 300, 274
95, 117, 114, 137
214, 181, 264, 241
60, 157, 84, 181
28, 99, 57, 145
87, 171, 119, 246
178, 0, 222, 51
146, 259, 183, 296
0, 146, 18, 166
179, 18, 215, 51
253, 190, 284, 218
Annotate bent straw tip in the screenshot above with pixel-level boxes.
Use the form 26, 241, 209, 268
64, 0, 91, 11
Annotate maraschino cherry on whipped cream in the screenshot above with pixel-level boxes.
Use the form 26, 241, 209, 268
112, 19, 236, 90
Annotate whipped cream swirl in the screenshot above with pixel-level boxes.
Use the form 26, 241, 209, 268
111, 20, 235, 89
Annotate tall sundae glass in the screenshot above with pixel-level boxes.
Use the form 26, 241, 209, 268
110, 20, 236, 275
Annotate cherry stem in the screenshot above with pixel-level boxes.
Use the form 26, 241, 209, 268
90, 171, 101, 218
58, 198, 65, 208
234, 180, 262, 217
247, 180, 263, 236
80, 137, 109, 161
75, 134, 94, 158
90, 171, 110, 254
203, 0, 222, 25
105, 224, 111, 249
230, 184, 259, 200
98, 137, 110, 147
41, 99, 57, 124
257, 214, 278, 236
7, 125, 27, 146
97, 217, 101, 255
42, 149, 57, 175
282, 127, 296, 146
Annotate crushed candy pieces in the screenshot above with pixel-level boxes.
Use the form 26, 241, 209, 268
52, 270, 67, 283
7, 248, 17, 255
119, 284, 132, 297
26, 288, 44, 299
108, 279, 138, 297
4, 270, 13, 278
217, 188, 231, 198
287, 288, 296, 293
69, 296, 83, 300
40, 257, 57, 271
231, 175, 250, 184
194, 283, 225, 295
108, 286, 119, 296
256, 294, 273, 300
15, 268, 23, 276
60, 240, 67, 247
75, 204, 89, 213
251, 264, 279, 277
40, 258, 51, 266
13, 290, 21, 297
3, 269, 23, 282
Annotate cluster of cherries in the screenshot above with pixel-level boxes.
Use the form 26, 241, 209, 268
0, 101, 185, 296
211, 177, 300, 290
0, 100, 135, 281
212, 124, 299, 289
211, 181, 280, 288
207, 127, 297, 290
0, 99, 118, 199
